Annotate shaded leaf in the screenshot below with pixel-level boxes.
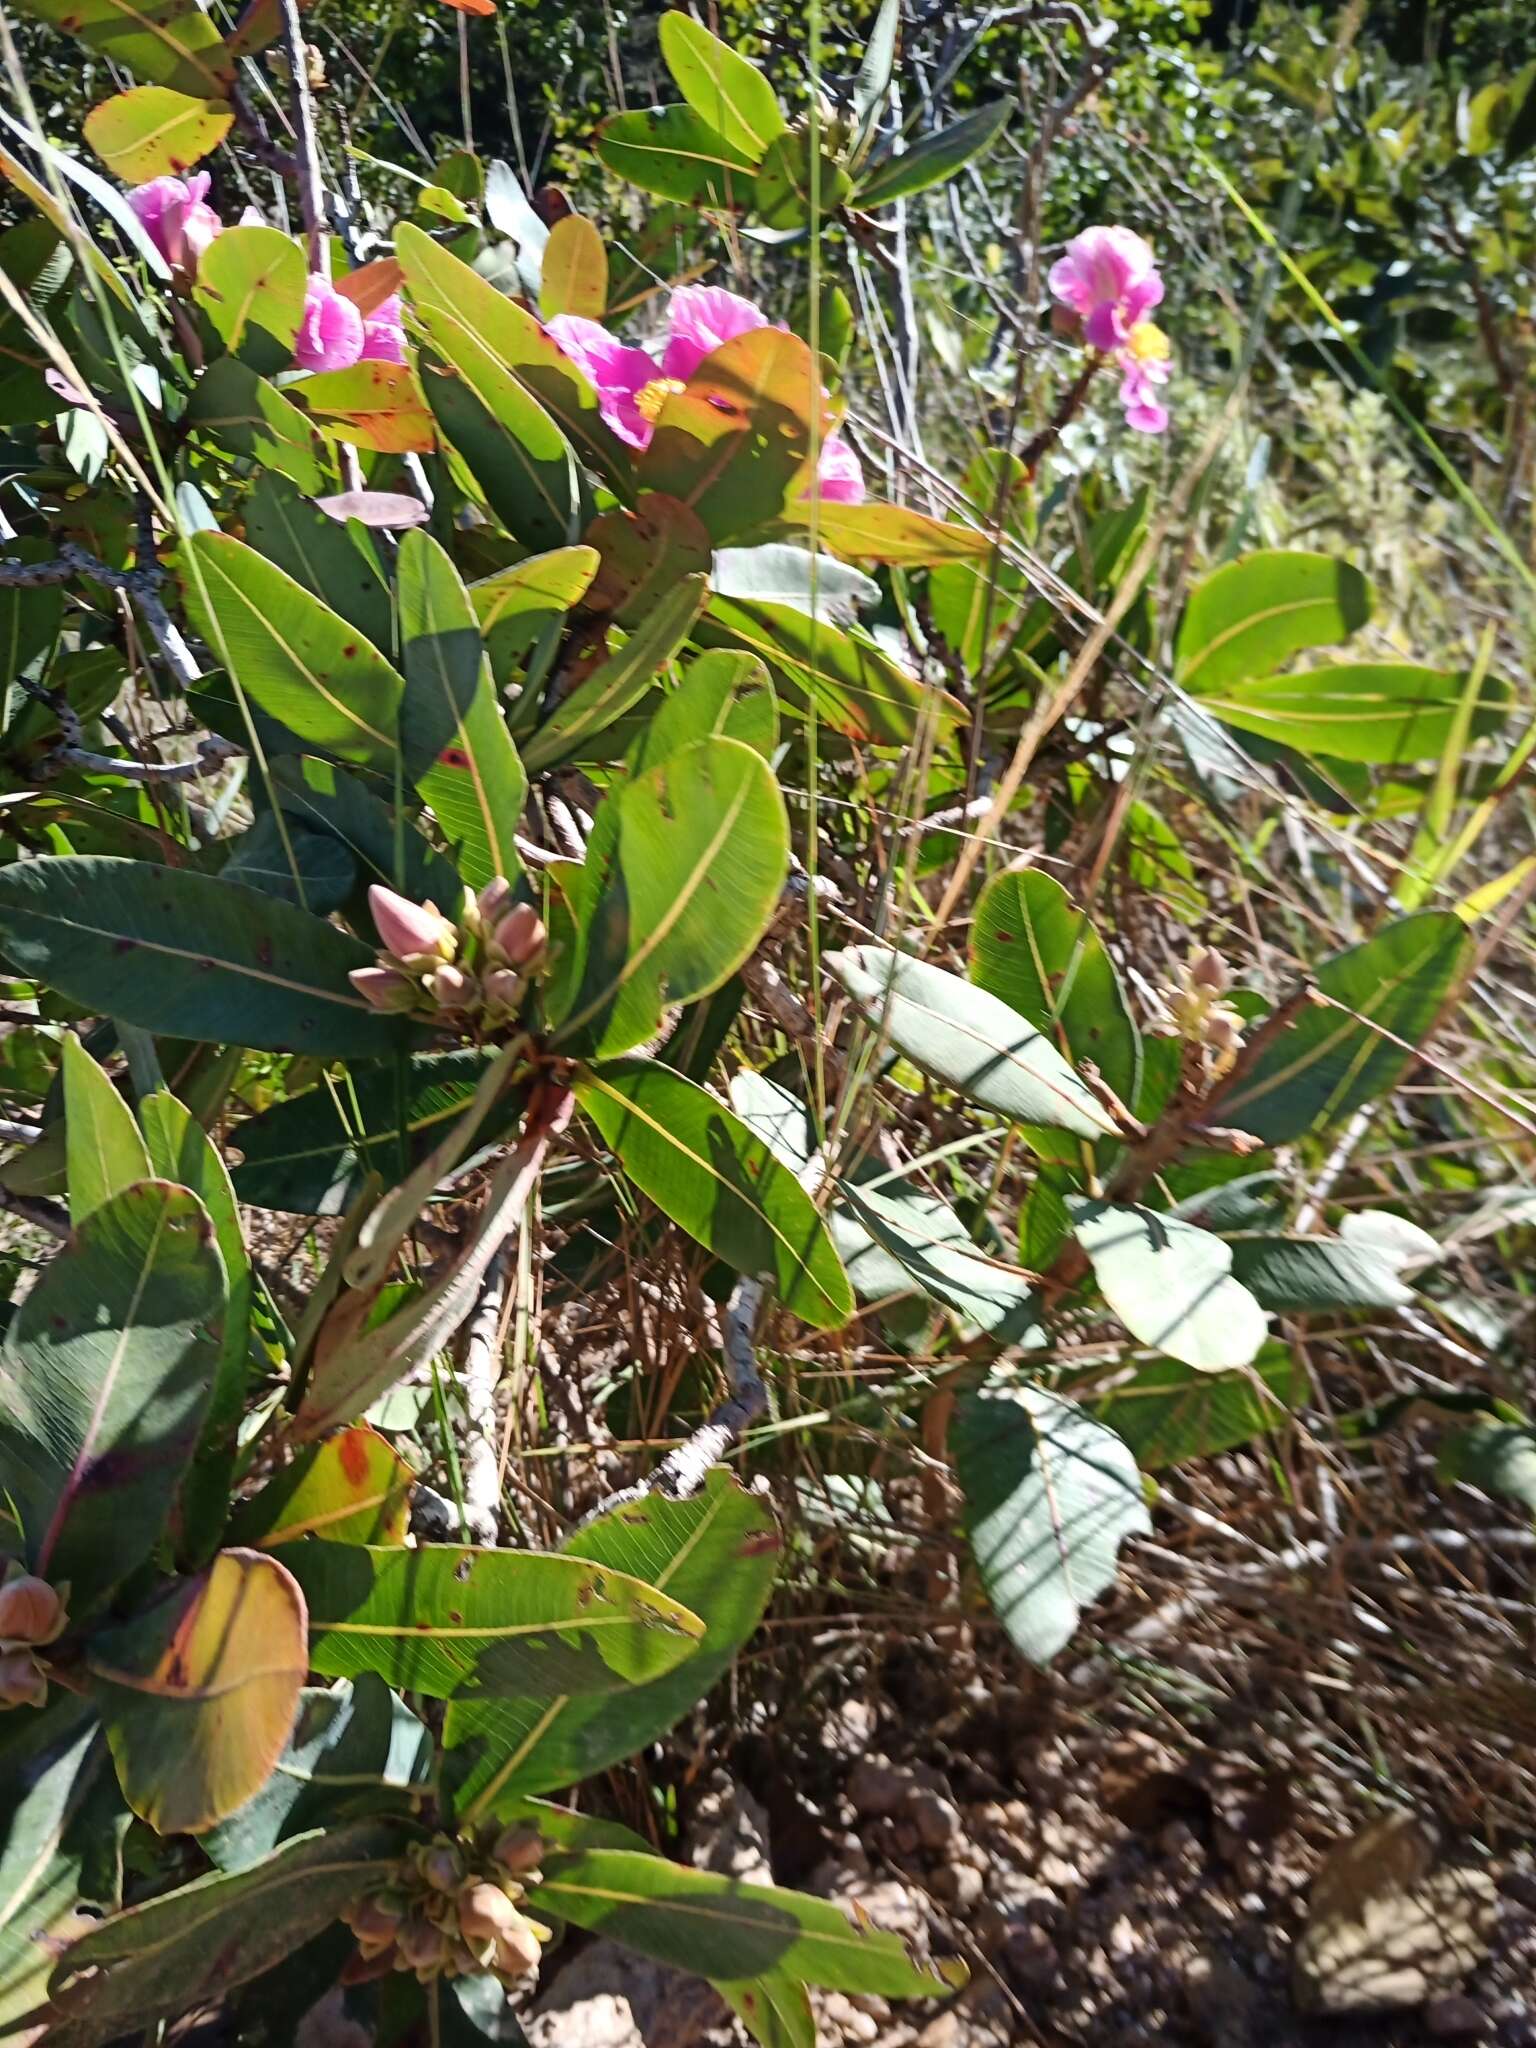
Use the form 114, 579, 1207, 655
1176, 550, 1374, 693
1090, 1345, 1306, 1470
595, 104, 758, 206
523, 574, 707, 773
854, 99, 1012, 206
230, 1428, 415, 1548
1192, 662, 1510, 765
1068, 1198, 1269, 1371
184, 356, 324, 492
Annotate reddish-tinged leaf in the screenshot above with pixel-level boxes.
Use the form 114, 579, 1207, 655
335, 257, 404, 316
290, 361, 436, 454
230, 1427, 415, 1548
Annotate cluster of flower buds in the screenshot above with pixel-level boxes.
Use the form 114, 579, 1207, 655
341, 1824, 547, 1989
0, 1564, 67, 1711
1151, 947, 1245, 1083
349, 879, 547, 1032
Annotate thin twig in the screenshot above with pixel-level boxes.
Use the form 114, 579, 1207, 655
458, 1249, 510, 1546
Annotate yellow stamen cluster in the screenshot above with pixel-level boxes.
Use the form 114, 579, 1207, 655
634, 375, 686, 423
1125, 319, 1171, 363
341, 1825, 548, 1988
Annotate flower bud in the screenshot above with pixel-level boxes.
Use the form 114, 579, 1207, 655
482, 968, 524, 1015
369, 884, 456, 964
492, 1825, 545, 1877
491, 1913, 543, 1981
476, 876, 515, 928
0, 1649, 47, 1710
349, 966, 417, 1013
458, 1880, 522, 1947
396, 1916, 446, 1973
1189, 948, 1229, 995
492, 905, 546, 970
0, 1573, 65, 1646
347, 1893, 404, 1956
427, 964, 476, 1012
420, 1843, 465, 1894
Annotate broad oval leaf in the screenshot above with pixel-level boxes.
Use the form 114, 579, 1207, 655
86, 1547, 308, 1835
62, 1032, 150, 1224
1175, 550, 1374, 693
659, 10, 786, 160
184, 357, 325, 492
1188, 660, 1510, 765
1212, 912, 1470, 1145
970, 869, 1141, 1112
551, 735, 788, 1058
229, 1428, 415, 1549
854, 98, 1012, 207
527, 1847, 964, 1997
1067, 1197, 1269, 1371
0, 1180, 225, 1610
192, 224, 307, 376
595, 103, 758, 205
16, 0, 235, 98
952, 1383, 1151, 1667
290, 360, 436, 454
285, 1540, 706, 1700
829, 944, 1119, 1140
576, 1059, 852, 1329
1227, 1230, 1420, 1312
443, 1470, 780, 1815
472, 545, 600, 684
785, 499, 996, 566
539, 211, 608, 319
82, 85, 232, 182
0, 856, 410, 1057
185, 531, 404, 769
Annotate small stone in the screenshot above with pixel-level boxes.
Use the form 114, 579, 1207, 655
1001, 1922, 1059, 1992
821, 1992, 878, 2043
848, 1759, 913, 1818
1428, 1997, 1488, 2040
1158, 1820, 1201, 1860
916, 2018, 960, 2048
909, 1792, 961, 1852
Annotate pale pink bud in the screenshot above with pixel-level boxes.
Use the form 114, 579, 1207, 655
482, 968, 523, 1014
427, 964, 476, 1011
458, 1881, 522, 1947
349, 966, 417, 1012
492, 905, 546, 969
420, 1843, 465, 1893
1189, 948, 1229, 995
0, 1649, 47, 1709
127, 173, 222, 280
491, 1914, 543, 1980
369, 884, 455, 964
396, 1917, 445, 1972
492, 1825, 545, 1876
0, 1573, 65, 1646
476, 876, 515, 926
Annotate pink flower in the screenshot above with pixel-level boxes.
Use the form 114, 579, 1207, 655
368, 884, 455, 964
359, 294, 407, 365
1048, 226, 1164, 353
547, 287, 862, 497
294, 275, 365, 373
128, 173, 222, 277
1114, 320, 1173, 435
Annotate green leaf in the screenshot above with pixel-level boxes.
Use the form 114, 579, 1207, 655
1068, 1197, 1269, 1370
833, 1178, 1041, 1341
1187, 661, 1510, 765
638, 328, 826, 545
1175, 550, 1374, 693
61, 1032, 150, 1224
951, 1383, 1151, 1667
550, 735, 787, 1057
584, 493, 713, 627
82, 85, 232, 182
86, 1547, 308, 1834
522, 574, 708, 773
829, 944, 1119, 1140
229, 1428, 415, 1549
1213, 912, 1470, 1145
539, 212, 608, 319
271, 754, 461, 909
1089, 1345, 1306, 1470
705, 595, 962, 745
854, 98, 1012, 206
1227, 1228, 1421, 1312
576, 1059, 852, 1329
1503, 67, 1536, 164
1437, 1421, 1536, 1515
398, 528, 527, 890
0, 1181, 225, 1609
419, 320, 578, 554
443, 1470, 779, 1815
0, 856, 410, 1057
285, 1540, 706, 1700
289, 360, 436, 453
221, 812, 356, 914
0, 546, 64, 688
47, 1822, 405, 2042
720, 1975, 815, 2048
595, 104, 758, 205
711, 542, 878, 626
527, 1849, 964, 1997
472, 546, 599, 685
193, 224, 307, 376
784, 499, 995, 567
231, 1048, 517, 1214
184, 531, 404, 770
752, 127, 852, 228
970, 869, 1141, 1112
183, 357, 325, 493
659, 11, 785, 160
629, 648, 777, 772
13, 0, 234, 98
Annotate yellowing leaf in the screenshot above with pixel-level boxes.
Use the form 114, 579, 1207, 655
83, 86, 232, 183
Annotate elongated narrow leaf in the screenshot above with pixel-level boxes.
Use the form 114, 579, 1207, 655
444, 1471, 779, 1816
193, 225, 306, 375
577, 1060, 851, 1328
971, 869, 1141, 1111
48, 1822, 405, 2041
1192, 661, 1510, 765
287, 1540, 705, 1700
832, 1174, 1040, 1341
1213, 913, 1470, 1144
830, 944, 1118, 1140
523, 575, 707, 773
1227, 1230, 1418, 1312
82, 85, 232, 182
1090, 1346, 1305, 1470
1068, 1197, 1269, 1371
1176, 550, 1374, 693
62, 1033, 149, 1224
0, 856, 410, 1057
0, 1181, 225, 1610
14, 0, 234, 98
398, 528, 527, 888
952, 1383, 1150, 1667
229, 1427, 414, 1549
87, 1548, 308, 1835
551, 735, 787, 1057
721, 1975, 815, 2048
184, 356, 325, 492
419, 318, 577, 553
659, 11, 786, 159
472, 546, 599, 683
785, 499, 994, 566
527, 1849, 963, 1996
854, 98, 1012, 206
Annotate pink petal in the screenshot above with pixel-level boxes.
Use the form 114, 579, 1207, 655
804, 431, 865, 505
1050, 226, 1164, 356
546, 314, 656, 448
661, 285, 770, 382
359, 305, 407, 364
294, 275, 365, 373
